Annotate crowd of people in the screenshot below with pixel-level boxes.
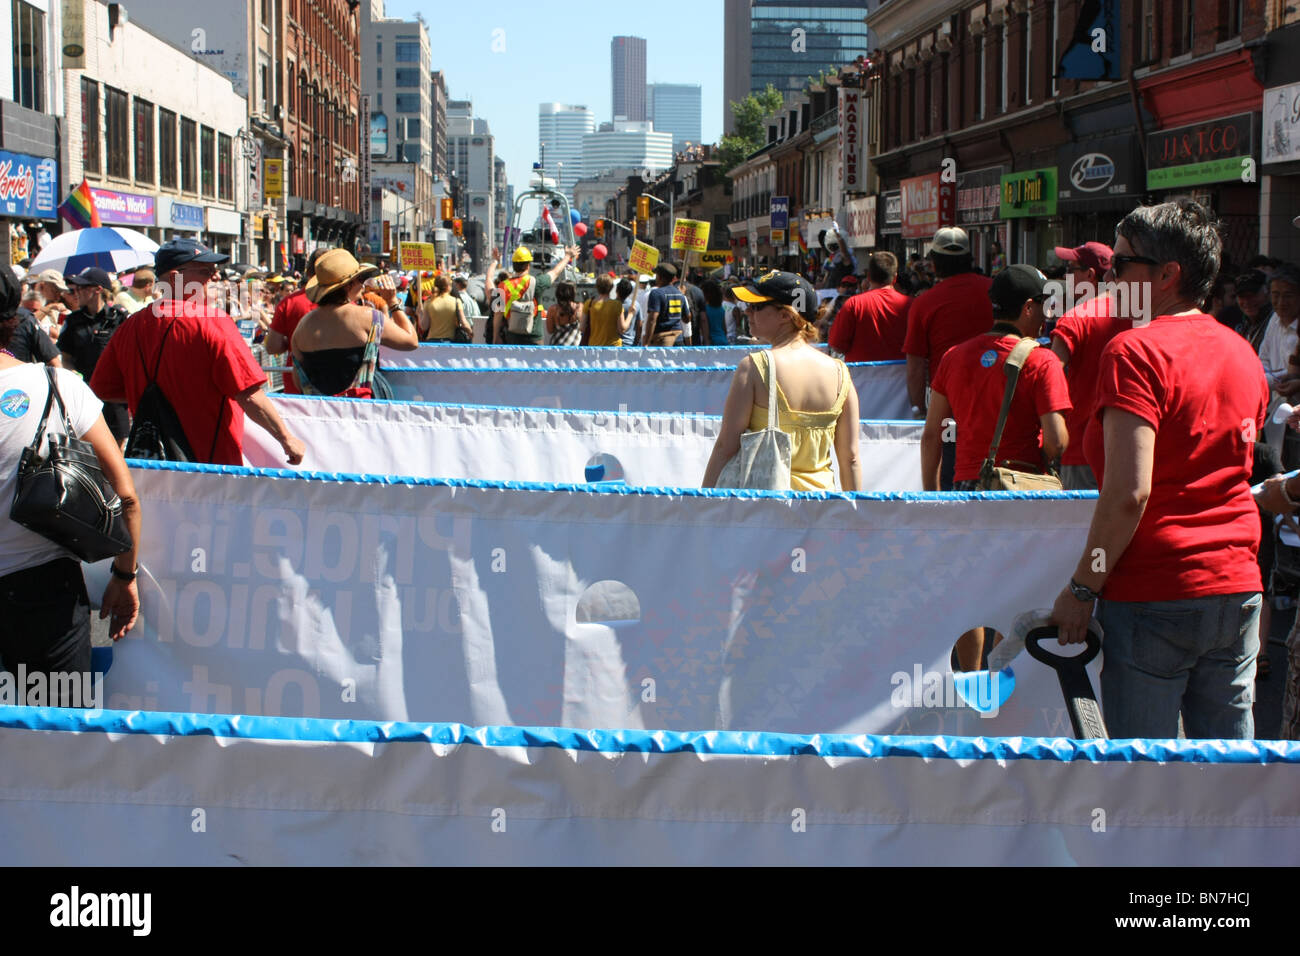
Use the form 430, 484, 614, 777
2, 199, 1298, 740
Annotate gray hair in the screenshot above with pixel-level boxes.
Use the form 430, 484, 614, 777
1115, 199, 1221, 306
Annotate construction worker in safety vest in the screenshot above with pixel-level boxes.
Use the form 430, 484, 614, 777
492, 244, 579, 345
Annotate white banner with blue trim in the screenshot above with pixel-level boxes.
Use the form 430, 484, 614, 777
383, 361, 911, 419
380, 343, 784, 368
96, 464, 1098, 737
1, 710, 1295, 866
242, 396, 923, 490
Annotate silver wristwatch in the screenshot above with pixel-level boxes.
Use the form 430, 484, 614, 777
1069, 577, 1100, 602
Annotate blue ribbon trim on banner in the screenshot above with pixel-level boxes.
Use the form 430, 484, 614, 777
382, 360, 906, 375
3, 707, 1297, 762
125, 459, 1100, 500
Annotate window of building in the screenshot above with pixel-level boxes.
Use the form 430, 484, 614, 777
377, 67, 382, 86
1219, 0, 1242, 40
395, 93, 420, 113
906, 67, 916, 141
1139, 0, 1158, 62
10, 0, 44, 112
406, 118, 421, 140
261, 0, 269, 26
134, 98, 155, 185
218, 133, 232, 201
201, 126, 215, 197
259, 62, 270, 115
999, 21, 1008, 113
1173, 0, 1195, 55
82, 79, 101, 176
106, 87, 131, 179
401, 144, 422, 164
159, 109, 177, 189
395, 41, 420, 62
181, 118, 197, 192
395, 69, 420, 88
940, 52, 950, 131
976, 34, 986, 121
1021, 12, 1031, 105
1049, 0, 1059, 95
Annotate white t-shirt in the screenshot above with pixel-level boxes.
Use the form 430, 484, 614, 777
0, 365, 103, 577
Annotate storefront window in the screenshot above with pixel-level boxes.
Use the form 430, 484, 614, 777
134, 98, 155, 185
181, 118, 197, 193
218, 133, 233, 201
10, 0, 44, 112
106, 87, 131, 179
201, 126, 215, 198
82, 79, 101, 176
159, 110, 177, 189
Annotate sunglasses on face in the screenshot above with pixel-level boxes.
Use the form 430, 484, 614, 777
1111, 254, 1159, 277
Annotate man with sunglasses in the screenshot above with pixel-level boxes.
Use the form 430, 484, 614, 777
1049, 200, 1269, 740
90, 239, 304, 467
1049, 242, 1126, 490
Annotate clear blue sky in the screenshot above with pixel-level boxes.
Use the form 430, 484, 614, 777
383, 0, 726, 195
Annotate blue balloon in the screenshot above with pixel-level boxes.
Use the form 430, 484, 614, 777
569, 209, 581, 225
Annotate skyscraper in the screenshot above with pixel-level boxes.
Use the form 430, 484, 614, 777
648, 84, 702, 155
538, 103, 595, 199
582, 121, 673, 179
724, 0, 879, 132
611, 36, 647, 122
448, 100, 496, 256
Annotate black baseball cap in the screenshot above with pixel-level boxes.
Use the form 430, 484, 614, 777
654, 262, 678, 280
67, 266, 115, 292
154, 238, 229, 274
733, 269, 818, 320
989, 264, 1050, 314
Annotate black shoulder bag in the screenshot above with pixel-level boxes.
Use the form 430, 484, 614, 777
9, 367, 133, 562
124, 320, 196, 462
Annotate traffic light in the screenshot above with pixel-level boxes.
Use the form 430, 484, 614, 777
440, 198, 453, 220
594, 219, 604, 238
452, 218, 463, 237
630, 216, 637, 237
636, 196, 650, 220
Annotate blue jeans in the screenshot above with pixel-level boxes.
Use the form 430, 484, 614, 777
1097, 592, 1260, 740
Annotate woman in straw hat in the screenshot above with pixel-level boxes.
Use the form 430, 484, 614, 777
291, 249, 418, 398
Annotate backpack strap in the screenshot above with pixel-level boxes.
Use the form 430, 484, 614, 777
980, 337, 1038, 478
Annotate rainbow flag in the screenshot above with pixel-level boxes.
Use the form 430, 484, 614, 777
58, 180, 101, 229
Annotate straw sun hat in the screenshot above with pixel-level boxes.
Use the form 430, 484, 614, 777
305, 249, 379, 303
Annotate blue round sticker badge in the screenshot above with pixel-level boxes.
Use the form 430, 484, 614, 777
0, 389, 30, 418
979, 350, 998, 368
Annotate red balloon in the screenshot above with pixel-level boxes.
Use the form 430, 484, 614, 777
574, 221, 588, 237
592, 243, 608, 260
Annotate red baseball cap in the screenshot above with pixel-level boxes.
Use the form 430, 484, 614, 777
1054, 242, 1113, 274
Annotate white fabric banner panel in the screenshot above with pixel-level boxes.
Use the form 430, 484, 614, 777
242, 396, 923, 491
2, 710, 1296, 866
380, 343, 781, 369
383, 362, 911, 420
102, 463, 1099, 737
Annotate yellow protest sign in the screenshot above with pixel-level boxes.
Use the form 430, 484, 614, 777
628, 240, 659, 273
399, 242, 438, 269
699, 250, 734, 268
671, 218, 710, 252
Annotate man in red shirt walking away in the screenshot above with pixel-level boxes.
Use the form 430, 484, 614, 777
904, 227, 994, 489
829, 252, 912, 363
264, 249, 326, 394
90, 238, 305, 466
1049, 242, 1127, 490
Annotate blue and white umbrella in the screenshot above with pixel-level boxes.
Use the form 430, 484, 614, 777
27, 226, 159, 278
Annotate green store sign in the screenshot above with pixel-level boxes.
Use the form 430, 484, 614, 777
1000, 168, 1058, 218
1146, 156, 1250, 189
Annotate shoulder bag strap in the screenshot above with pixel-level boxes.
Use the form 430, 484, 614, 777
27, 366, 60, 453
764, 350, 780, 433
981, 337, 1038, 474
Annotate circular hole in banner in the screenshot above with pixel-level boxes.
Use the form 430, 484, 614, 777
584, 452, 626, 483
576, 580, 641, 625
949, 626, 1014, 714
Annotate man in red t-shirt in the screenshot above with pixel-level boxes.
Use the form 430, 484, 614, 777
264, 249, 326, 394
1049, 200, 1270, 740
904, 227, 995, 490
91, 238, 305, 466
923, 264, 1070, 491
829, 251, 912, 363
1049, 243, 1128, 490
